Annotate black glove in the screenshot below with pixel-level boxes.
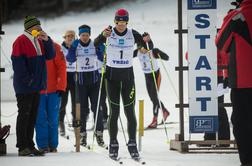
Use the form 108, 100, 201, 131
56, 90, 64, 97
223, 77, 229, 89
142, 32, 149, 37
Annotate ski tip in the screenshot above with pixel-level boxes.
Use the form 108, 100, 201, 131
119, 161, 123, 164
66, 135, 70, 140
141, 161, 146, 165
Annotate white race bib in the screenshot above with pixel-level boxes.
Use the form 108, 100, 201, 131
138, 50, 159, 73
61, 45, 76, 72
76, 41, 97, 72
106, 29, 135, 68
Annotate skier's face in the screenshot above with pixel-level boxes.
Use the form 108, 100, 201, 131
64, 34, 75, 46
79, 32, 90, 43
115, 21, 127, 32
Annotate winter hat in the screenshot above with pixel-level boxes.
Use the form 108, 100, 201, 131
78, 24, 91, 36
24, 16, 41, 30
63, 30, 76, 38
115, 8, 129, 22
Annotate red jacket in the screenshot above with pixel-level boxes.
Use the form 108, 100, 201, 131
41, 43, 67, 94
216, 0, 252, 88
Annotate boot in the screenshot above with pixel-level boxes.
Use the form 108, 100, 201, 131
95, 131, 105, 146
49, 148, 57, 153
109, 139, 119, 159
18, 148, 32, 156
147, 116, 158, 128
80, 132, 87, 147
127, 139, 139, 158
30, 147, 45, 156
162, 109, 170, 123
59, 121, 65, 136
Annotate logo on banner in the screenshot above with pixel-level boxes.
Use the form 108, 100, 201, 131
189, 116, 218, 132
188, 0, 216, 9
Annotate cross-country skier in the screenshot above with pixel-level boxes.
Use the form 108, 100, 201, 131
59, 30, 76, 136
133, 34, 170, 129
67, 24, 105, 147
94, 8, 151, 159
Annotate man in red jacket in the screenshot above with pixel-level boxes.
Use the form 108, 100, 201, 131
216, 0, 252, 165
11, 16, 55, 156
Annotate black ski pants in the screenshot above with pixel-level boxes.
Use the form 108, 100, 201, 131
107, 78, 137, 142
16, 92, 40, 151
78, 82, 103, 133
145, 69, 166, 116
59, 81, 76, 124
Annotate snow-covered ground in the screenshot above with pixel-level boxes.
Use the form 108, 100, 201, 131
1, 0, 240, 165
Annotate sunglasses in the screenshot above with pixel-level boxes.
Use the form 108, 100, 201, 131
114, 20, 128, 25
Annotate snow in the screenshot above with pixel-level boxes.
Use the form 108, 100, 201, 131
1, 0, 240, 165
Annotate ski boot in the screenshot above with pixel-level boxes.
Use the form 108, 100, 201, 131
59, 121, 65, 136
161, 109, 170, 123
109, 139, 119, 159
127, 139, 139, 158
80, 132, 87, 147
95, 131, 105, 146
147, 116, 158, 128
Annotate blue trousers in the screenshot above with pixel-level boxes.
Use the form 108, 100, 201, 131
35, 93, 60, 149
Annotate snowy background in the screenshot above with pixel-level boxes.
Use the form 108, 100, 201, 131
1, 0, 239, 165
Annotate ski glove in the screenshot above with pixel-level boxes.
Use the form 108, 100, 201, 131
56, 90, 64, 97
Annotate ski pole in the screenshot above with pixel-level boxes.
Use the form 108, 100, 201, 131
156, 54, 179, 100
91, 26, 111, 149
119, 114, 128, 146
74, 43, 81, 152
146, 42, 170, 143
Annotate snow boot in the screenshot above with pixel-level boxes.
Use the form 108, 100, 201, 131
80, 132, 87, 147
147, 116, 158, 128
49, 148, 57, 153
127, 139, 139, 158
95, 131, 105, 146
18, 148, 32, 156
109, 139, 119, 159
59, 121, 65, 136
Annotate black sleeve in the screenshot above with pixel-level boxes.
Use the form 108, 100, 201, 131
94, 33, 106, 47
133, 49, 138, 58
217, 13, 252, 50
132, 29, 153, 50
152, 48, 169, 60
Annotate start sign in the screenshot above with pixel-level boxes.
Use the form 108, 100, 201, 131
187, 0, 218, 133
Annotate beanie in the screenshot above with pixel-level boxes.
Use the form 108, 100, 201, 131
115, 8, 129, 22
24, 16, 41, 30
78, 24, 91, 36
